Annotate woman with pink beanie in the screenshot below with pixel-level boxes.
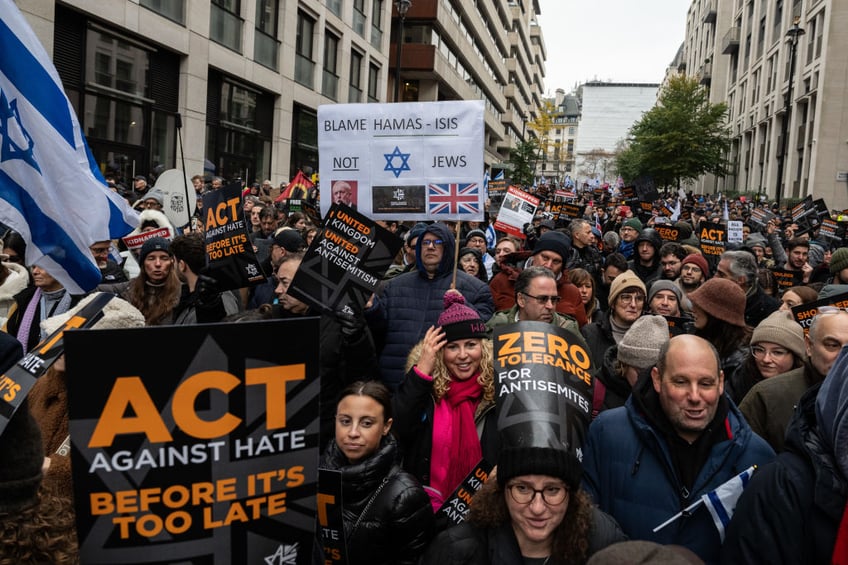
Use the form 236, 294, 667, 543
392, 291, 498, 515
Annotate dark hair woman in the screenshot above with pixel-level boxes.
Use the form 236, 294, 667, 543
421, 446, 625, 564
569, 268, 600, 323
318, 380, 434, 565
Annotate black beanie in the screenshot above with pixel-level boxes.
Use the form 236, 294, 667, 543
532, 231, 570, 263
0, 403, 44, 513
139, 236, 172, 263
497, 446, 582, 490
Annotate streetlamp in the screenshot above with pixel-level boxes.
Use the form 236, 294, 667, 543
775, 16, 805, 208
394, 0, 412, 102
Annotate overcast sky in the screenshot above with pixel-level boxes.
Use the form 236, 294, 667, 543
536, 0, 691, 95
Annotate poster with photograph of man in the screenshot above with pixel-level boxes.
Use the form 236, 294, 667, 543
331, 180, 357, 209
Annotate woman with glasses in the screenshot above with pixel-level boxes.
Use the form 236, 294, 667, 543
317, 380, 434, 565
725, 310, 806, 404
687, 278, 752, 402
581, 270, 647, 372
420, 446, 625, 564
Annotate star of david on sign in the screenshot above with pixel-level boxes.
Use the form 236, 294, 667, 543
383, 146, 411, 178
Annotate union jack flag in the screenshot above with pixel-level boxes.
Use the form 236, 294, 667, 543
428, 182, 480, 215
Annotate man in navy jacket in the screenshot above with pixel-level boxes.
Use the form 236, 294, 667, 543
581, 334, 774, 564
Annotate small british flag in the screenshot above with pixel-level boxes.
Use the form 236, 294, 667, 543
428, 182, 480, 215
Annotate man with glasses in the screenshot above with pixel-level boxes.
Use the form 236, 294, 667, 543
366, 222, 494, 391
582, 335, 774, 563
90, 240, 127, 284
657, 242, 687, 281
487, 266, 582, 336
676, 253, 709, 300
740, 307, 848, 452
615, 218, 642, 260
489, 230, 587, 327
581, 270, 646, 371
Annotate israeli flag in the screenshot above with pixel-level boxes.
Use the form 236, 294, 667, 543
0, 0, 139, 294
493, 170, 504, 181
702, 465, 756, 541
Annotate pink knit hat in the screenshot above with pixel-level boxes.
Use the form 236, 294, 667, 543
438, 292, 488, 342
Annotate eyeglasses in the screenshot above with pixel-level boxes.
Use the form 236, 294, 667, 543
618, 293, 645, 304
421, 239, 444, 248
520, 292, 561, 305
89, 246, 112, 255
817, 306, 848, 316
681, 265, 702, 274
507, 483, 568, 505
750, 345, 791, 360
141, 201, 162, 209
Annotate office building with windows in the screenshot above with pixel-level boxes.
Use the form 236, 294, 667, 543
387, 0, 546, 164
681, 0, 848, 209
19, 0, 392, 187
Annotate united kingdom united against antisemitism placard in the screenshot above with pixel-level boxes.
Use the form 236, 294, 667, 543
318, 100, 485, 221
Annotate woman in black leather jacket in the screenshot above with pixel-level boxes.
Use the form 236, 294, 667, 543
317, 380, 434, 565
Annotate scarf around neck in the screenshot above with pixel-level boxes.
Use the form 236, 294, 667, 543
428, 374, 484, 511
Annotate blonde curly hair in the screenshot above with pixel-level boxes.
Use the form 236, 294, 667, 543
405, 337, 495, 403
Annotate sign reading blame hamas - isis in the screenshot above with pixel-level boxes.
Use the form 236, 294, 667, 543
65, 319, 319, 565
493, 322, 593, 461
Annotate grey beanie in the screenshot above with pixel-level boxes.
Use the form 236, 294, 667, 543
648, 279, 683, 305
617, 315, 670, 369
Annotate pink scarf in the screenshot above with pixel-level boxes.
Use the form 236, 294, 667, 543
428, 375, 484, 511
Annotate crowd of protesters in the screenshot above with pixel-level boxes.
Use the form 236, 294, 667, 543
1, 176, 848, 564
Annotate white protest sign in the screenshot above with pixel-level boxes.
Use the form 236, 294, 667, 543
727, 220, 744, 243
493, 186, 539, 239
318, 100, 485, 221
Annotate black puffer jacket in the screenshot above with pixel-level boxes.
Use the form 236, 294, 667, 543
581, 310, 615, 373
420, 507, 626, 565
722, 383, 846, 564
319, 434, 434, 565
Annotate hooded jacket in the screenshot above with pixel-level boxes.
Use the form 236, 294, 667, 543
318, 434, 434, 565
582, 376, 775, 564
366, 223, 494, 390
722, 376, 847, 564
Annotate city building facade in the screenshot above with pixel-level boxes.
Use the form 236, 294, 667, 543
393, 0, 547, 165
681, 0, 848, 210
19, 0, 394, 188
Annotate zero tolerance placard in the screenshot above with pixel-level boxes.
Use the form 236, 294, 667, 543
318, 100, 484, 222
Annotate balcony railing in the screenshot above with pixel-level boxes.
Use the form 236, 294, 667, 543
210, 4, 242, 53
703, 0, 717, 23
722, 27, 740, 55
295, 54, 314, 89
322, 69, 339, 100
699, 61, 712, 86
254, 30, 279, 70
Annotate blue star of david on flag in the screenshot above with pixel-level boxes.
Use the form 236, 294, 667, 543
383, 146, 411, 178
428, 183, 480, 215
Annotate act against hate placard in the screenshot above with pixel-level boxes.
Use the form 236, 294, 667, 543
318, 100, 485, 221
66, 319, 320, 565
288, 203, 402, 314
203, 182, 266, 290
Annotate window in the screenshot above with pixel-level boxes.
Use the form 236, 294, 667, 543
327, 0, 342, 17
140, 0, 185, 24
349, 50, 363, 102
773, 0, 783, 43
353, 0, 366, 36
370, 0, 384, 48
295, 11, 315, 88
211, 0, 243, 52
254, 0, 279, 69
322, 32, 339, 99
367, 61, 380, 102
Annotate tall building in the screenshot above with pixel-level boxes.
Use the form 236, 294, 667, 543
17, 0, 546, 190
392, 0, 547, 165
538, 88, 580, 184
682, 0, 848, 210
17, 0, 393, 187
575, 82, 659, 184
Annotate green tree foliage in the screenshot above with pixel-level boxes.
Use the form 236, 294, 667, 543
509, 138, 539, 188
617, 75, 733, 189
